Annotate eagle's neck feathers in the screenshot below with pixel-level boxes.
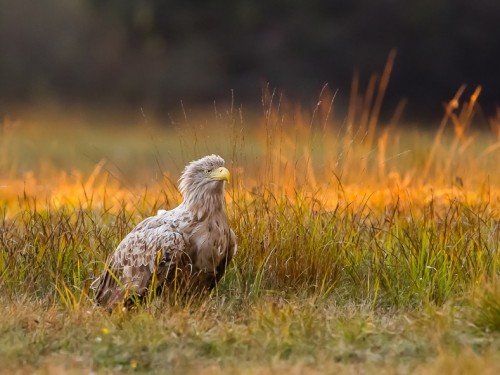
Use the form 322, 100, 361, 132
182, 184, 226, 221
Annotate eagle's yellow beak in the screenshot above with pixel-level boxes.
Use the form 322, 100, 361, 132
209, 167, 230, 183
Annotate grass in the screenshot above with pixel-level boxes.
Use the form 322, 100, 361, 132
1, 295, 500, 374
1, 77, 500, 373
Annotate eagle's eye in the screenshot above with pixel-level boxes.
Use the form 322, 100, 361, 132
205, 169, 212, 174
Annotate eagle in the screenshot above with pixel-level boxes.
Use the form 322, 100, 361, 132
92, 155, 237, 309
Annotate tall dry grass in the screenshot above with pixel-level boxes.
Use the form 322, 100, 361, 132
0, 57, 499, 311
1, 61, 500, 374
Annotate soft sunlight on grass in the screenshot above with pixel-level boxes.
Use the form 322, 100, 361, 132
1, 80, 500, 373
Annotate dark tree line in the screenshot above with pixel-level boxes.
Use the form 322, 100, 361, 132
1, 0, 499, 120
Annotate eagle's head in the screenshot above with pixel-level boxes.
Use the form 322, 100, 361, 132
179, 155, 230, 210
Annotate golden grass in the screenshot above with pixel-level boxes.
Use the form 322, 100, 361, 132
1, 65, 500, 373
2, 83, 500, 215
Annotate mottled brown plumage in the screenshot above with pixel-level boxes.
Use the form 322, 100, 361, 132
92, 155, 237, 309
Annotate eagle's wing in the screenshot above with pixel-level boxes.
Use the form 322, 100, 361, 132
93, 215, 189, 308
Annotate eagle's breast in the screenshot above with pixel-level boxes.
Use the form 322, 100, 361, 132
190, 216, 231, 272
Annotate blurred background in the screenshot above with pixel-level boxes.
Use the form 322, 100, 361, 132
1, 0, 499, 124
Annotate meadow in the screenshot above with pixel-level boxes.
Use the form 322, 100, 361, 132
1, 83, 500, 374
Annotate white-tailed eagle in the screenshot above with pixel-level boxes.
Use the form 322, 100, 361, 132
92, 155, 237, 308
